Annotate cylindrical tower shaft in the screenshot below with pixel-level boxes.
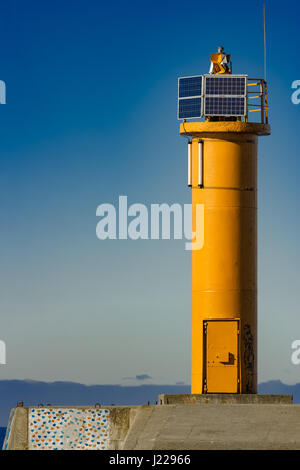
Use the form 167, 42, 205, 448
181, 121, 270, 394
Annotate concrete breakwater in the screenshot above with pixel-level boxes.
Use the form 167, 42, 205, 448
5, 395, 300, 450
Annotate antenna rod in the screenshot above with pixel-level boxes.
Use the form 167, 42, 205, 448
263, 3, 267, 82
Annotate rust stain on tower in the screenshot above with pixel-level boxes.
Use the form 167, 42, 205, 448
178, 47, 270, 394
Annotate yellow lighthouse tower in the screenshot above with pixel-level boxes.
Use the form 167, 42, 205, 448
178, 48, 270, 394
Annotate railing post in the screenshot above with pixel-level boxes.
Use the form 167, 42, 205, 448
264, 80, 268, 124
260, 80, 264, 124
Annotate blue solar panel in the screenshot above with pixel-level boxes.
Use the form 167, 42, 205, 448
178, 97, 202, 119
204, 97, 246, 116
205, 76, 246, 96
177, 74, 247, 119
178, 76, 202, 98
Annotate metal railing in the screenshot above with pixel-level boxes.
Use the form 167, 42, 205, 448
245, 78, 269, 124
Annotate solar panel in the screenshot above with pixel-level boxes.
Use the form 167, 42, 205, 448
178, 76, 202, 119
205, 76, 247, 96
177, 74, 248, 119
202, 74, 247, 117
178, 97, 202, 119
178, 76, 202, 98
204, 97, 246, 116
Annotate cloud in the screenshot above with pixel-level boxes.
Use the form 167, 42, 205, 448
135, 374, 152, 381
122, 374, 152, 381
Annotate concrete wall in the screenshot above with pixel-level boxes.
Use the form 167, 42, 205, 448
3, 405, 139, 450
4, 400, 300, 450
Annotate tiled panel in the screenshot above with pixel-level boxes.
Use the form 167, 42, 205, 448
28, 408, 110, 450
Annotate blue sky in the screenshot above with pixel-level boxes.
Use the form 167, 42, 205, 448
0, 0, 300, 386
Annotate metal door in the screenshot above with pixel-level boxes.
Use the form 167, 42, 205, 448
203, 320, 240, 393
